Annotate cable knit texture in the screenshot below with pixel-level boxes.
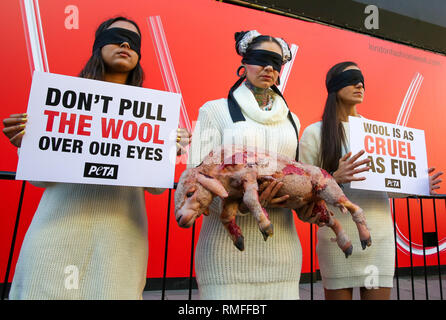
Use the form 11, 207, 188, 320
188, 83, 302, 300
299, 121, 395, 290
9, 183, 164, 300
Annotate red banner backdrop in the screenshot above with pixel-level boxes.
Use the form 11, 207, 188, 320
1, 0, 445, 282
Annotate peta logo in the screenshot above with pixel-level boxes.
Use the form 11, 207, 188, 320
385, 178, 401, 189
83, 162, 118, 179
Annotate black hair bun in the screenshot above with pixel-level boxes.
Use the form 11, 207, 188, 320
234, 31, 248, 42
234, 31, 249, 55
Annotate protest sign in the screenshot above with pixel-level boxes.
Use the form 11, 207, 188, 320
349, 116, 430, 195
16, 71, 181, 188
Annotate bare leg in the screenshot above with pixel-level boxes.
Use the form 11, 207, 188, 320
220, 201, 245, 251
360, 287, 391, 300
324, 288, 353, 300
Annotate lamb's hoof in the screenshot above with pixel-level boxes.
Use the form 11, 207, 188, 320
343, 245, 353, 258
261, 224, 274, 241
361, 237, 372, 250
234, 236, 245, 251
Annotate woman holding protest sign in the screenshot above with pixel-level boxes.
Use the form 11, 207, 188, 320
186, 30, 304, 299
298, 61, 443, 300
2, 16, 190, 299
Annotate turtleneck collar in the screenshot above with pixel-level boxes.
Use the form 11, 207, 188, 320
232, 82, 289, 124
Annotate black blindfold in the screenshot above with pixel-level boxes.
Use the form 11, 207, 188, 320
242, 49, 283, 72
93, 27, 141, 59
327, 69, 365, 93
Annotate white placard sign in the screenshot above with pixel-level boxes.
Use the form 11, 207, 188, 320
349, 116, 430, 195
16, 71, 181, 188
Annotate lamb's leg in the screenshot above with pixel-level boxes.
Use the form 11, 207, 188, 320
312, 200, 353, 258
242, 171, 273, 241
318, 177, 372, 250
221, 200, 245, 251
326, 216, 354, 258
337, 195, 372, 249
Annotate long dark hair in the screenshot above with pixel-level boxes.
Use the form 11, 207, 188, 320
319, 61, 358, 173
78, 16, 144, 87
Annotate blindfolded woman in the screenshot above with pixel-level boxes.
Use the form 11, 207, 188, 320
299, 61, 442, 300
2, 16, 190, 299
187, 30, 303, 299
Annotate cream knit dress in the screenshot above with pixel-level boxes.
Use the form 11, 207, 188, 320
9, 182, 164, 300
299, 120, 395, 290
188, 83, 302, 300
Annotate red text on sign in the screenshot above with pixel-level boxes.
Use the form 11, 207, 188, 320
364, 135, 415, 160
43, 110, 92, 136
101, 118, 164, 144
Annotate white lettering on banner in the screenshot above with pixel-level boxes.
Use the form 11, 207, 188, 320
222, 304, 267, 315
176, 304, 267, 317
177, 304, 213, 317
88, 165, 114, 177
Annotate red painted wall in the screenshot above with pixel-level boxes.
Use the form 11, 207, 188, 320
1, 0, 445, 283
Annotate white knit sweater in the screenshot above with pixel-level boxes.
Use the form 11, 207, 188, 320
299, 121, 395, 290
188, 83, 302, 299
9, 181, 164, 300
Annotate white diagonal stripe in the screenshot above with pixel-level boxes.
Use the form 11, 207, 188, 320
148, 16, 191, 133
277, 44, 298, 93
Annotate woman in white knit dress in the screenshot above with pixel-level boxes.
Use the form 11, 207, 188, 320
187, 30, 303, 299
2, 17, 190, 299
298, 61, 443, 300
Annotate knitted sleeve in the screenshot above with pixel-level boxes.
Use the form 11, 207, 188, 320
298, 123, 321, 167
187, 103, 222, 169
16, 148, 55, 188
27, 181, 57, 188
290, 112, 301, 134
144, 187, 166, 195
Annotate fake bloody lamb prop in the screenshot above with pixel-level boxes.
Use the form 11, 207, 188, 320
174, 146, 371, 257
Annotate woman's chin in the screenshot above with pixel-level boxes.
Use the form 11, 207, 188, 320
108, 61, 136, 73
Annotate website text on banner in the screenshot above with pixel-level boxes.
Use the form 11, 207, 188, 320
348, 116, 429, 195
16, 71, 181, 188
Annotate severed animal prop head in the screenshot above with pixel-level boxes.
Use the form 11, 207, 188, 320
175, 168, 228, 228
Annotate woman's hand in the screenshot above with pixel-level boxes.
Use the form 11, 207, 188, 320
176, 127, 191, 156
258, 180, 290, 208
2, 113, 27, 147
332, 150, 371, 184
296, 202, 326, 227
428, 167, 443, 195
238, 180, 290, 214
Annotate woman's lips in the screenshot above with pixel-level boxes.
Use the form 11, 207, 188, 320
117, 51, 130, 58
